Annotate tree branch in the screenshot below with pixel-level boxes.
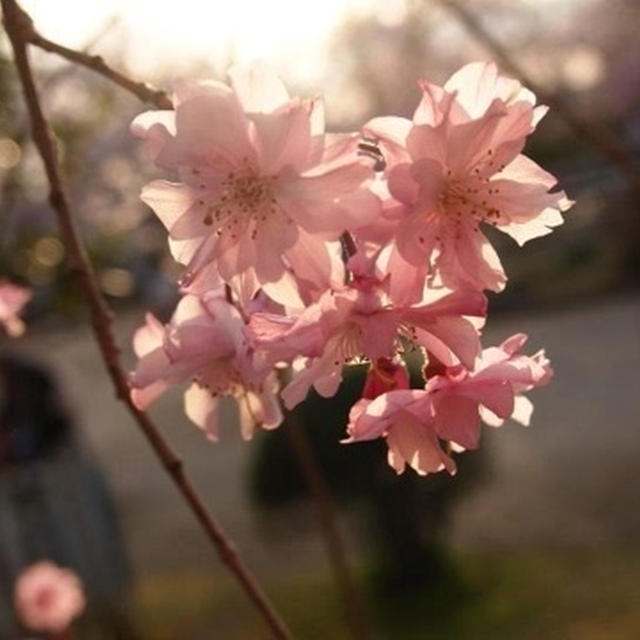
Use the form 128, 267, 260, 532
1, 1, 290, 637
6, 1, 171, 109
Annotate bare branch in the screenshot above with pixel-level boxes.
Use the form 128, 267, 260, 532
1, 1, 290, 636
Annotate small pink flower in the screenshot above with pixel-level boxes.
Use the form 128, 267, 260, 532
346, 334, 552, 475
133, 62, 379, 306
427, 333, 552, 449
364, 62, 572, 296
346, 392, 455, 476
14, 561, 85, 634
0, 281, 31, 337
130, 291, 282, 440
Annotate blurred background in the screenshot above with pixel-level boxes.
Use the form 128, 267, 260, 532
0, 0, 639, 637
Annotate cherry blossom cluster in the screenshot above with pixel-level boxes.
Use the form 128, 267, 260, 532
130, 62, 570, 476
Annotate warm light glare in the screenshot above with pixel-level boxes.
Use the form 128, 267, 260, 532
33, 237, 65, 268
21, 0, 387, 81
562, 46, 605, 91
99, 268, 134, 297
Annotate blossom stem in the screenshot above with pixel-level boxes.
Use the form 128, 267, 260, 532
1, 1, 291, 637
284, 411, 372, 640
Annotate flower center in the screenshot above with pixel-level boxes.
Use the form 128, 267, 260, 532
194, 161, 284, 242
437, 167, 505, 230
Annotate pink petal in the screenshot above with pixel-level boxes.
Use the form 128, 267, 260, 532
413, 81, 448, 125
140, 180, 196, 235
436, 224, 507, 293
347, 389, 428, 441
133, 313, 165, 357
358, 313, 401, 361
414, 317, 481, 370
511, 395, 534, 426
444, 100, 508, 176
433, 394, 481, 449
463, 380, 515, 418
130, 110, 176, 169
262, 271, 307, 309
386, 417, 456, 476
131, 379, 171, 411
184, 383, 220, 441
387, 162, 419, 205
284, 230, 344, 302
445, 62, 497, 110
380, 243, 429, 307
406, 123, 448, 166
173, 81, 256, 167
277, 162, 378, 234
251, 103, 311, 174
228, 62, 290, 113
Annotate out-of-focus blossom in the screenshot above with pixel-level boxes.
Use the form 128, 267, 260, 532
0, 281, 31, 337
13, 561, 85, 634
133, 62, 380, 307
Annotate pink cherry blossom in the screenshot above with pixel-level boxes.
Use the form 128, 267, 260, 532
346, 333, 552, 475
0, 281, 31, 337
126, 59, 566, 481
346, 392, 456, 476
251, 262, 486, 409
13, 561, 85, 634
426, 333, 552, 450
364, 62, 572, 295
133, 63, 380, 307
130, 291, 282, 441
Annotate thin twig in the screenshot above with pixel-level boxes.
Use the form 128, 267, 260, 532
439, 0, 640, 201
1, 1, 291, 637
284, 413, 371, 640
11, 4, 171, 109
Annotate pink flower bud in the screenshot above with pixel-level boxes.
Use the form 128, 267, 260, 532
362, 357, 410, 399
